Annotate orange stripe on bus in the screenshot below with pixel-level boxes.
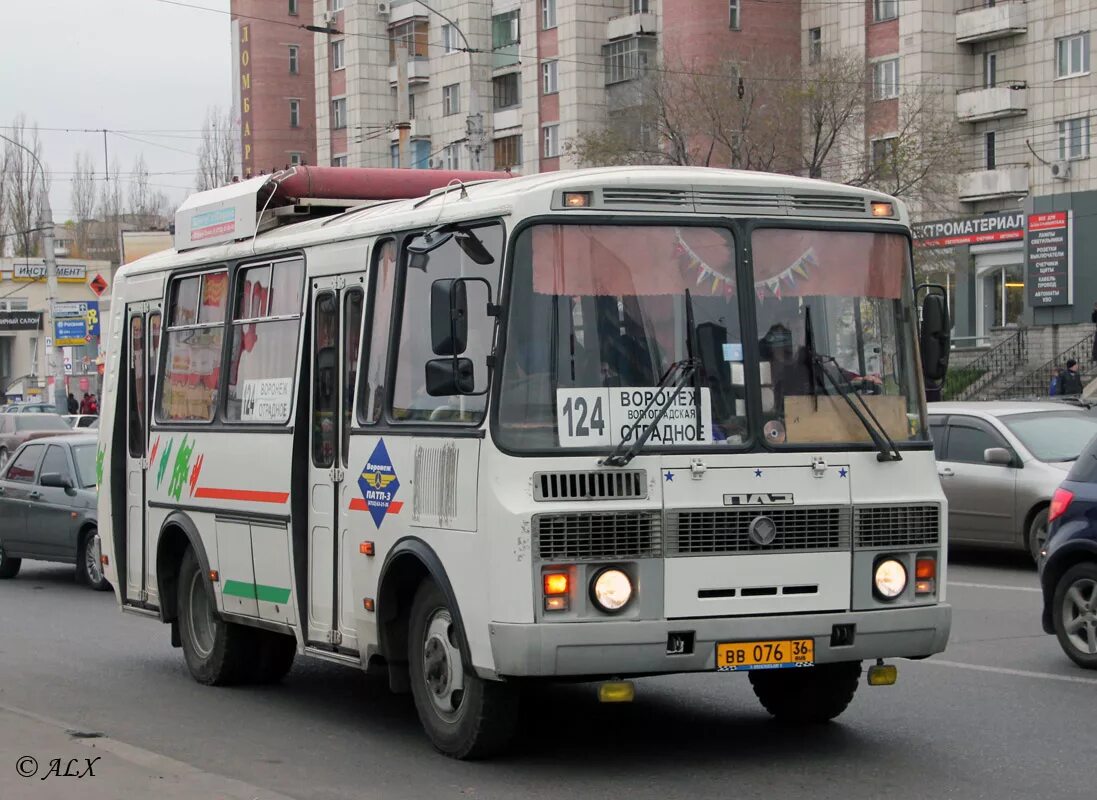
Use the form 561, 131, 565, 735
193, 487, 289, 504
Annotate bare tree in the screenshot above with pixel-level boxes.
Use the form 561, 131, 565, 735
97, 157, 124, 264
3, 114, 48, 257
128, 154, 170, 228
70, 151, 97, 257
793, 53, 867, 180
196, 106, 238, 191
0, 142, 9, 255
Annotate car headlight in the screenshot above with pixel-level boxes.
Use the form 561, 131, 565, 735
874, 558, 907, 600
591, 568, 632, 613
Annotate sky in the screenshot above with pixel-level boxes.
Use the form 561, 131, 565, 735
1, 0, 232, 222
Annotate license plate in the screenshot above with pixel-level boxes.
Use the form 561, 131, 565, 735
715, 638, 814, 672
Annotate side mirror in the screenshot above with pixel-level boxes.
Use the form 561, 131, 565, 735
431, 279, 468, 356
983, 447, 1013, 466
425, 357, 475, 396
918, 286, 951, 384
40, 472, 75, 493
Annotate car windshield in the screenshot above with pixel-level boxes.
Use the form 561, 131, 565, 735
495, 223, 925, 453
13, 415, 69, 432
72, 444, 98, 488
1000, 411, 1097, 462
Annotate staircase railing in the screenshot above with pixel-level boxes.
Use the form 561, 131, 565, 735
993, 334, 1094, 399
942, 328, 1027, 400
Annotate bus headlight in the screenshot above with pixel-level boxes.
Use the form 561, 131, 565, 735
591, 568, 632, 613
873, 558, 907, 600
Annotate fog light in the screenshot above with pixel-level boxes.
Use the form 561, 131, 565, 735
867, 660, 898, 686
591, 568, 632, 613
874, 558, 907, 599
598, 681, 635, 703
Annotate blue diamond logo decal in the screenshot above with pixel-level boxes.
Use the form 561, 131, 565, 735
358, 439, 400, 528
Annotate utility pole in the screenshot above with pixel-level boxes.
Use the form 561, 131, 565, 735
0, 133, 66, 413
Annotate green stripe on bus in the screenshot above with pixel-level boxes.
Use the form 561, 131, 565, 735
222, 580, 291, 605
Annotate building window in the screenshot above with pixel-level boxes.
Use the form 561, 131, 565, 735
329, 0, 344, 10
984, 131, 996, 170
1058, 117, 1091, 160
412, 139, 431, 168
542, 0, 557, 30
873, 0, 898, 22
443, 143, 461, 170
809, 27, 821, 64
332, 154, 348, 167
492, 10, 520, 68
494, 135, 522, 171
493, 72, 520, 109
871, 137, 897, 174
603, 36, 654, 85
630, 0, 650, 13
332, 97, 347, 129
442, 23, 459, 54
289, 99, 301, 128
389, 19, 429, 63
1056, 32, 1090, 78
331, 39, 345, 70
542, 60, 559, 94
289, 152, 304, 166
288, 0, 298, 15
728, 0, 740, 30
873, 58, 899, 100
984, 52, 997, 88
542, 124, 559, 158
443, 83, 460, 116
408, 92, 416, 120
288, 45, 299, 74
391, 143, 400, 168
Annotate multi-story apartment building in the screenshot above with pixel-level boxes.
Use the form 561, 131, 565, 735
302, 0, 1096, 343
231, 0, 318, 177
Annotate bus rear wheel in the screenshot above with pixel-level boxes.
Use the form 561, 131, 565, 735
407, 580, 519, 759
749, 661, 862, 723
177, 548, 250, 686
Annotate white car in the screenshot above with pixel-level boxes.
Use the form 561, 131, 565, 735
63, 415, 99, 429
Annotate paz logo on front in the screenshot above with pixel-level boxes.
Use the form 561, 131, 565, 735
358, 439, 401, 528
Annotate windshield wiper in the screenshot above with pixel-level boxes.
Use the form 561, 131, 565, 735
600, 358, 700, 467
804, 308, 902, 463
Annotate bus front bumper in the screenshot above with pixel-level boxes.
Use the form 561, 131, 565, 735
487, 604, 950, 678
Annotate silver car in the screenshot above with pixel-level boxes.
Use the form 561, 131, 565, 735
0, 434, 108, 590
928, 401, 1097, 562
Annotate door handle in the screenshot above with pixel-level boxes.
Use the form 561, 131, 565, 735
27, 490, 41, 500
937, 468, 954, 478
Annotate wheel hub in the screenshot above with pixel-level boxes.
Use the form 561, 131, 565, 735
1063, 577, 1097, 656
86, 534, 103, 585
422, 610, 464, 719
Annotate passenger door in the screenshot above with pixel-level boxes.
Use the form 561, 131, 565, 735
939, 415, 1017, 543
0, 444, 46, 556
306, 273, 366, 650
124, 306, 161, 604
28, 444, 78, 559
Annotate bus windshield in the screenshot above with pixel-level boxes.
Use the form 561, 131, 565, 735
495, 223, 925, 453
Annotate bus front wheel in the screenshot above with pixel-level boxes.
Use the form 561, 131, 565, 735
177, 548, 251, 686
748, 661, 861, 723
407, 579, 519, 759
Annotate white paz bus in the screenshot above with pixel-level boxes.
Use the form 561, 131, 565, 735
97, 165, 953, 758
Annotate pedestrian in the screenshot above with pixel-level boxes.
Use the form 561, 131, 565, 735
66, 392, 78, 415
79, 393, 90, 414
88, 395, 98, 415
1091, 302, 1097, 363
1048, 368, 1061, 397
1058, 358, 1084, 396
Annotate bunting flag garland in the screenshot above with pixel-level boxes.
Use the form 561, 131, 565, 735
674, 230, 817, 303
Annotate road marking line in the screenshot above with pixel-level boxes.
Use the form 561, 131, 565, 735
949, 581, 1041, 593
910, 659, 1097, 686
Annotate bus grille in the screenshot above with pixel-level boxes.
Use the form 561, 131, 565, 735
533, 470, 647, 501
533, 511, 661, 561
854, 505, 940, 548
666, 507, 851, 555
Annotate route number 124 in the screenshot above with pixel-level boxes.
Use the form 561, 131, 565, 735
561, 396, 605, 438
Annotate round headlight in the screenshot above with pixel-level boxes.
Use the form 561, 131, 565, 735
591, 568, 632, 612
874, 559, 907, 599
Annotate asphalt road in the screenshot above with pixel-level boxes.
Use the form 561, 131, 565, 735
1, 548, 1092, 800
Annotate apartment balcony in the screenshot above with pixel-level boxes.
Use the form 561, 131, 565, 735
956, 85, 1027, 123
492, 107, 521, 131
389, 117, 431, 140
388, 58, 430, 86
958, 165, 1029, 202
607, 12, 657, 41
955, 1, 1027, 44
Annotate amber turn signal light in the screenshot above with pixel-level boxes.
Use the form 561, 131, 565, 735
543, 573, 569, 596
915, 558, 936, 580
871, 201, 894, 217
563, 191, 591, 207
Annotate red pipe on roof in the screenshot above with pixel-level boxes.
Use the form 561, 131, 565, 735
269, 165, 513, 202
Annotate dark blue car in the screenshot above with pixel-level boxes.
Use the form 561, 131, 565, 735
1040, 433, 1097, 669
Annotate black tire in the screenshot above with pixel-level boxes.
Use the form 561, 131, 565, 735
749, 661, 862, 723
76, 528, 111, 591
250, 630, 297, 684
407, 580, 519, 759
0, 539, 20, 579
177, 548, 251, 685
1051, 562, 1097, 670
1027, 509, 1050, 564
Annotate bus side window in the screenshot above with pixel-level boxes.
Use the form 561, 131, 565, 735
359, 239, 397, 425
129, 315, 145, 457
391, 223, 503, 423
157, 270, 228, 423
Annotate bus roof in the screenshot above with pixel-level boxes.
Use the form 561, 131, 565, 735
117, 166, 908, 280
